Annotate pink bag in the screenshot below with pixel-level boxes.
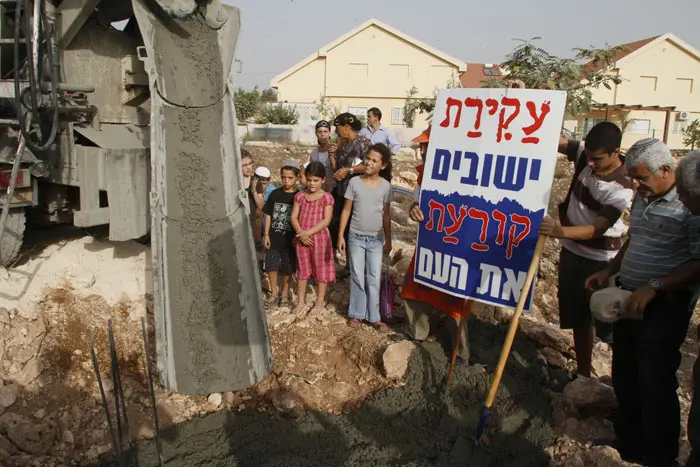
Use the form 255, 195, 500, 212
380, 264, 394, 321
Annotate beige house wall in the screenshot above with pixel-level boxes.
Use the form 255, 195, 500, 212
273, 21, 462, 129
583, 36, 700, 149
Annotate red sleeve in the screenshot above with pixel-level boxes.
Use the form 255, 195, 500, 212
416, 165, 425, 185
324, 192, 335, 207
294, 191, 304, 204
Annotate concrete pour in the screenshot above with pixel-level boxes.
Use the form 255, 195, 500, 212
100, 318, 557, 466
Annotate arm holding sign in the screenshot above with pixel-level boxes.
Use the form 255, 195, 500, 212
539, 215, 615, 241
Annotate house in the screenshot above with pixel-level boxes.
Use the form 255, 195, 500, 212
568, 33, 700, 149
270, 18, 466, 130
459, 63, 503, 88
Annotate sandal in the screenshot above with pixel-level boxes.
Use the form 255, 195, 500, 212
372, 322, 390, 334
279, 294, 292, 307
348, 319, 362, 328
264, 294, 280, 307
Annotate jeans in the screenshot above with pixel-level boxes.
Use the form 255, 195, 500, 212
347, 231, 383, 323
612, 289, 694, 467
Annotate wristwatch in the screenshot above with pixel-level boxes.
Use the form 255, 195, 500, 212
649, 278, 661, 291
349, 167, 355, 175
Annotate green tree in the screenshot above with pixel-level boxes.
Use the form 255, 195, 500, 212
402, 86, 422, 128
482, 38, 625, 116
315, 94, 343, 121
259, 103, 299, 125
683, 119, 700, 150
234, 86, 261, 121
261, 88, 278, 103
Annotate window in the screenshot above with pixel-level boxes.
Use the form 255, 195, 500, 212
391, 106, 405, 125
677, 78, 694, 94
631, 119, 651, 135
347, 107, 367, 119
640, 76, 658, 91
672, 121, 687, 135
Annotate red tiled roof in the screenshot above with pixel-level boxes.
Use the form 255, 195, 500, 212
586, 35, 659, 72
459, 62, 503, 88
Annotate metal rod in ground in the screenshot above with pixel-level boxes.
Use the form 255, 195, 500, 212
109, 320, 131, 449
88, 328, 119, 458
475, 235, 546, 441
107, 320, 124, 463
446, 300, 471, 388
141, 317, 164, 467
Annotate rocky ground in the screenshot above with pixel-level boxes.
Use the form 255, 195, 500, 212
0, 141, 697, 466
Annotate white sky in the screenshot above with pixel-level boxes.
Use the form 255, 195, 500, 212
224, 0, 700, 91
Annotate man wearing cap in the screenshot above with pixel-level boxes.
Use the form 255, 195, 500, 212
674, 151, 700, 467
359, 107, 401, 155
585, 139, 700, 466
307, 120, 335, 191
401, 126, 471, 362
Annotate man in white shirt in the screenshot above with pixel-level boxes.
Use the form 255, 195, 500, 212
359, 107, 401, 155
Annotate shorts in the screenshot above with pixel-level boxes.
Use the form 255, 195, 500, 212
264, 249, 295, 275
558, 247, 613, 342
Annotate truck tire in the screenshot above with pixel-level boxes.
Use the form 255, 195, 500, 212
0, 208, 26, 267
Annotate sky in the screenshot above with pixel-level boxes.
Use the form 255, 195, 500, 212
223, 0, 700, 91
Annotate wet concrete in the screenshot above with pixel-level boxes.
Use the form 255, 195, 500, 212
102, 318, 557, 466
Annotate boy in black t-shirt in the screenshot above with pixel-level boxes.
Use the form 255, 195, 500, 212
262, 160, 300, 307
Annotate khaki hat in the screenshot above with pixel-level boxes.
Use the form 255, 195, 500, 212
590, 287, 634, 323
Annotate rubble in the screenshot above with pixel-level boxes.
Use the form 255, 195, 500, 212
563, 378, 617, 416
382, 341, 414, 379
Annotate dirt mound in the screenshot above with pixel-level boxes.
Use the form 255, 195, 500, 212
100, 319, 557, 467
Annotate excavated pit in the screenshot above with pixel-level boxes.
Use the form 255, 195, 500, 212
100, 319, 557, 466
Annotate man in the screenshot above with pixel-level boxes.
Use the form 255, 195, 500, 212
586, 139, 700, 466
675, 151, 700, 467
402, 126, 470, 362
307, 120, 335, 191
539, 122, 633, 379
359, 107, 401, 155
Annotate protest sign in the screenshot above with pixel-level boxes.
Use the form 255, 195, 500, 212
414, 88, 566, 310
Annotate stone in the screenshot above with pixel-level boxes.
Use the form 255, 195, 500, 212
382, 341, 415, 379
0, 435, 17, 459
540, 347, 568, 369
62, 430, 74, 445
399, 171, 418, 184
269, 388, 305, 418
0, 384, 19, 409
591, 342, 613, 378
222, 391, 242, 409
2, 414, 55, 455
390, 205, 409, 225
268, 313, 296, 330
563, 446, 633, 467
394, 148, 417, 162
563, 378, 617, 416
519, 318, 573, 355
207, 393, 223, 407
63, 265, 96, 289
493, 306, 514, 324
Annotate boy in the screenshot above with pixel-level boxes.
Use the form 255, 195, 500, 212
262, 160, 301, 307
539, 122, 633, 379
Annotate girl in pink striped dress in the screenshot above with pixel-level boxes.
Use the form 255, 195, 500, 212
290, 161, 335, 314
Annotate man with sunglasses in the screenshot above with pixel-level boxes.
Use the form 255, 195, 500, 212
585, 139, 700, 466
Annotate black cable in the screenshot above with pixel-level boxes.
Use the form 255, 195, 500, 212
13, 0, 60, 153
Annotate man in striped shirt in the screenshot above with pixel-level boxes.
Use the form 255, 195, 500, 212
539, 122, 633, 379
586, 139, 700, 466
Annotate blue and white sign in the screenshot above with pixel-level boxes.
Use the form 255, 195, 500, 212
414, 88, 566, 310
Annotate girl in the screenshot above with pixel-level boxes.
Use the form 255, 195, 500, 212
290, 161, 335, 314
338, 144, 392, 332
